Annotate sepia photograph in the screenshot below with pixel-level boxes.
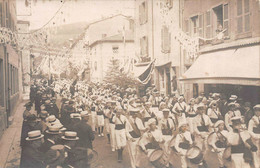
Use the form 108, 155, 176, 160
0, 0, 260, 168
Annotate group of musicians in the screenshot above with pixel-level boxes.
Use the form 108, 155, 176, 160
22, 78, 260, 168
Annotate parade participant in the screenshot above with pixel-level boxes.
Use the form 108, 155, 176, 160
112, 107, 130, 163
193, 103, 213, 154
96, 98, 105, 137
141, 102, 154, 127
108, 101, 117, 151
159, 108, 176, 154
173, 96, 188, 126
90, 95, 98, 132
39, 125, 62, 153
127, 108, 144, 168
20, 130, 46, 168
73, 111, 95, 149
244, 102, 254, 127
225, 102, 241, 132
186, 98, 197, 133
248, 104, 260, 168
104, 100, 112, 144
226, 116, 257, 168
229, 95, 238, 103
138, 118, 165, 167
208, 120, 228, 168
207, 100, 223, 123
174, 121, 193, 168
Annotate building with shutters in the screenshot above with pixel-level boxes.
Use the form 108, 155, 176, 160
0, 0, 23, 138
180, 0, 260, 104
134, 0, 182, 96
84, 14, 135, 82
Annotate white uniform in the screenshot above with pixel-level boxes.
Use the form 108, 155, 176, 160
207, 107, 222, 123
208, 130, 229, 168
173, 101, 187, 125
225, 110, 241, 132
90, 103, 97, 132
112, 114, 130, 149
248, 115, 260, 168
227, 130, 251, 168
96, 105, 105, 126
193, 114, 213, 152
174, 131, 193, 168
186, 105, 197, 133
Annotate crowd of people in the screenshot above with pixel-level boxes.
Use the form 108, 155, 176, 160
20, 78, 260, 168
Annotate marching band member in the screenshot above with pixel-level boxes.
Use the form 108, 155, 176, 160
248, 104, 260, 168
174, 121, 193, 168
96, 99, 105, 137
225, 102, 241, 132
141, 102, 154, 128
227, 116, 257, 168
193, 103, 213, 154
158, 108, 176, 154
186, 98, 197, 133
207, 100, 223, 124
208, 120, 228, 168
109, 101, 117, 151
112, 108, 130, 163
90, 96, 98, 132
173, 96, 188, 126
104, 100, 112, 144
127, 108, 144, 168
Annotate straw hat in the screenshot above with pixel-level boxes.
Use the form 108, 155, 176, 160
46, 125, 61, 134
62, 131, 79, 140
26, 130, 44, 141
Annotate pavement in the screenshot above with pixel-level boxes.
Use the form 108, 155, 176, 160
0, 101, 25, 168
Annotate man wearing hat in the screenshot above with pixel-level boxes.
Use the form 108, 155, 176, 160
173, 96, 188, 125
207, 100, 223, 124
248, 104, 260, 168
244, 102, 254, 127
225, 102, 241, 132
186, 98, 197, 134
72, 111, 95, 149
67, 113, 81, 131
112, 108, 130, 162
208, 120, 228, 168
193, 103, 213, 154
174, 121, 193, 168
96, 98, 105, 137
226, 116, 256, 168
39, 125, 62, 153
35, 90, 43, 115
39, 110, 49, 133
20, 130, 46, 168
23, 102, 33, 120
127, 108, 145, 168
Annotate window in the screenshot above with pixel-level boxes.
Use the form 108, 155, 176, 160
112, 46, 119, 54
206, 10, 212, 38
184, 19, 190, 35
161, 26, 171, 53
237, 0, 250, 33
139, 1, 148, 25
223, 4, 229, 37
198, 14, 204, 37
140, 36, 148, 56
0, 59, 4, 107
191, 15, 199, 36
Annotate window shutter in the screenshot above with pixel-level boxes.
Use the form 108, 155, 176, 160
145, 2, 148, 23
244, 0, 250, 32
184, 20, 190, 35
206, 10, 212, 38
145, 36, 148, 55
168, 32, 171, 52
198, 14, 203, 37
140, 38, 143, 55
139, 5, 142, 25
161, 28, 164, 51
223, 4, 229, 37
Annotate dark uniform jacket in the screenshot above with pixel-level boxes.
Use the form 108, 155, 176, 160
72, 120, 95, 149
20, 146, 46, 168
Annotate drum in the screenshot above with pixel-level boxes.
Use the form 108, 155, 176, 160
169, 136, 177, 153
223, 146, 231, 161
149, 149, 169, 168
186, 146, 204, 165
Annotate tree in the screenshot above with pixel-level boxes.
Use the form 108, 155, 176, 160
104, 58, 140, 89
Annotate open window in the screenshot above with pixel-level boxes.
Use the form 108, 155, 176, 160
212, 4, 229, 38
140, 36, 148, 56
139, 1, 148, 25
191, 15, 199, 37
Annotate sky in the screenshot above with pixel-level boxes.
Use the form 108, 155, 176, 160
16, 0, 135, 30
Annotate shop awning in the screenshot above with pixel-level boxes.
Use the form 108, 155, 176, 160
180, 45, 260, 86
133, 60, 155, 85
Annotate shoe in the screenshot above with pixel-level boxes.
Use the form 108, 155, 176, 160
98, 134, 101, 137
112, 148, 115, 152
101, 133, 104, 136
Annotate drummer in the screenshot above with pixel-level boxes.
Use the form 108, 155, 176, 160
193, 103, 213, 154
248, 104, 260, 168
208, 120, 228, 168
226, 116, 257, 168
174, 121, 193, 168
